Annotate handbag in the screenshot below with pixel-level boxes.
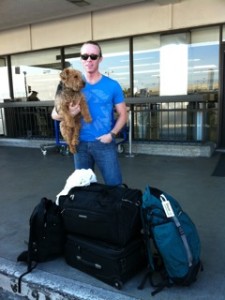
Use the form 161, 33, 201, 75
59, 183, 142, 246
17, 197, 65, 292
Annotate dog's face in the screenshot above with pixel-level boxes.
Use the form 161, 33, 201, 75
60, 68, 85, 91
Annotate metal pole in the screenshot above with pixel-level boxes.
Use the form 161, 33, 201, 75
126, 109, 135, 158
23, 71, 28, 99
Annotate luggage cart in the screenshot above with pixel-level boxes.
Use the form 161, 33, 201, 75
40, 120, 69, 156
40, 119, 129, 155
115, 124, 129, 153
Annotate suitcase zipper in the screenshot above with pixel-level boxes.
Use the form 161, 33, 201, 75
76, 255, 102, 270
122, 198, 140, 206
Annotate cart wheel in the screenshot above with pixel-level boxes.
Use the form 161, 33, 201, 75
60, 145, 70, 156
40, 147, 47, 156
117, 144, 124, 154
113, 280, 123, 290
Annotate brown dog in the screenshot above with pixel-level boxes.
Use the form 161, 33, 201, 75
55, 68, 92, 153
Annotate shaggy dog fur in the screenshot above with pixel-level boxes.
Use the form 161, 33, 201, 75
55, 68, 92, 153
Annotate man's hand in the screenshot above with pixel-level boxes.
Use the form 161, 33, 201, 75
96, 133, 114, 143
69, 103, 81, 116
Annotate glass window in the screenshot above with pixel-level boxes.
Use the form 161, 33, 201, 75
188, 27, 220, 143
223, 24, 225, 42
188, 27, 219, 94
133, 35, 160, 97
64, 45, 83, 72
11, 49, 62, 101
100, 39, 130, 96
160, 33, 190, 96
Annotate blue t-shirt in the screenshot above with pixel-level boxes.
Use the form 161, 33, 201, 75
80, 75, 124, 141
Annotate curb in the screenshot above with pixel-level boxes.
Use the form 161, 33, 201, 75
0, 257, 139, 300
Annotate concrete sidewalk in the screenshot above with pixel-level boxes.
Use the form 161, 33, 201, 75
0, 146, 225, 299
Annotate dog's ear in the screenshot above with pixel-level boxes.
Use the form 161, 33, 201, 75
59, 71, 65, 81
60, 68, 70, 81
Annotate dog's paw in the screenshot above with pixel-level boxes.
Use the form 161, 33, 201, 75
69, 145, 76, 154
85, 116, 92, 123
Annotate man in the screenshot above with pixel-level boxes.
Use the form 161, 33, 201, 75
52, 40, 127, 185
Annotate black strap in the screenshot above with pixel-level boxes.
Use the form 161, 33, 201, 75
138, 205, 156, 291
138, 269, 151, 290
140, 207, 155, 270
17, 262, 37, 293
138, 268, 173, 296
17, 198, 48, 293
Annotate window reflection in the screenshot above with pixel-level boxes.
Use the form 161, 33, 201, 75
64, 45, 82, 72
188, 27, 219, 95
133, 35, 160, 97
132, 28, 219, 142
11, 49, 61, 101
0, 57, 10, 102
133, 29, 219, 97
100, 39, 130, 96
160, 33, 190, 96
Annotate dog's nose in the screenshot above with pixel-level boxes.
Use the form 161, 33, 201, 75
82, 80, 86, 88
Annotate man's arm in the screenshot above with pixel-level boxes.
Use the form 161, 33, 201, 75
111, 102, 128, 136
51, 104, 81, 121
51, 107, 62, 121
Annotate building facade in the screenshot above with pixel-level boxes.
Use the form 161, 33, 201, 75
1, 0, 225, 147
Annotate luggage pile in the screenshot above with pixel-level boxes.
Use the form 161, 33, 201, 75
58, 183, 147, 289
17, 174, 203, 295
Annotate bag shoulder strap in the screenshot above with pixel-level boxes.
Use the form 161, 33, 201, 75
159, 193, 193, 267
17, 198, 50, 293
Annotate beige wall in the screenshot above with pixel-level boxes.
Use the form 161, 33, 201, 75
0, 27, 31, 55
173, 0, 225, 29
31, 14, 92, 50
0, 0, 225, 55
93, 2, 171, 40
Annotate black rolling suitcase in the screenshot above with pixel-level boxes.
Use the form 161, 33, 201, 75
59, 183, 142, 246
65, 234, 147, 289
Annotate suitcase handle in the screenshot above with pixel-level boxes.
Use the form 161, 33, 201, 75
70, 183, 128, 196
69, 183, 127, 207
76, 255, 102, 270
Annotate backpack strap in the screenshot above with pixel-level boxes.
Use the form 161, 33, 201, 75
172, 214, 193, 266
160, 194, 193, 267
138, 189, 156, 290
139, 203, 154, 270
17, 262, 37, 293
17, 198, 47, 293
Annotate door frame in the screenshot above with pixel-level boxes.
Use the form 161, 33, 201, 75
218, 42, 225, 147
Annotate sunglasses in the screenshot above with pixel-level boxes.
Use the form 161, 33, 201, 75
80, 54, 99, 61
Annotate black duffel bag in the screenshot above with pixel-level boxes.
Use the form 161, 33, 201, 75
58, 183, 142, 246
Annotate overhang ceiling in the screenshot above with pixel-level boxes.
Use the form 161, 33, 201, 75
0, 0, 181, 32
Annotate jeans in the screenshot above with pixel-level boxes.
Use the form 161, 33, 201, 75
74, 140, 122, 185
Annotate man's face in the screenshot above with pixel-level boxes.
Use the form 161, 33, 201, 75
80, 43, 102, 74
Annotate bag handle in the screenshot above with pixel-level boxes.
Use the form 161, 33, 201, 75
68, 183, 128, 207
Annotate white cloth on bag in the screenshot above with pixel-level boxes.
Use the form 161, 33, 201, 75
55, 168, 97, 205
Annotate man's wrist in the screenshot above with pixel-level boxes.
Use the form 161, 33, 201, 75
110, 131, 117, 139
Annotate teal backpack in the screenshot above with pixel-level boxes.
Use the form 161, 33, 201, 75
139, 186, 203, 296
